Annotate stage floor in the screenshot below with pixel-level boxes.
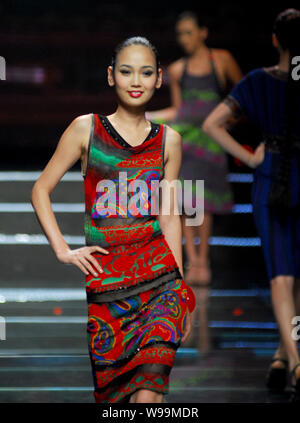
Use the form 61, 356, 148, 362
0, 172, 297, 403
0, 278, 296, 403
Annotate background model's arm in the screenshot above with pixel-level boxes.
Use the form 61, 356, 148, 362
202, 102, 265, 167
222, 50, 244, 86
146, 61, 182, 122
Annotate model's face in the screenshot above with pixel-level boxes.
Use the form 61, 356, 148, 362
108, 45, 162, 107
175, 18, 208, 54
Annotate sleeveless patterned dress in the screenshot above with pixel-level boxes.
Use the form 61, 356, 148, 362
169, 49, 234, 214
82, 113, 196, 403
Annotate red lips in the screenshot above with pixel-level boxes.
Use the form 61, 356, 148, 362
128, 91, 143, 98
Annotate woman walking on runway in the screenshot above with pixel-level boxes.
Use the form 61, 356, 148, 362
147, 11, 243, 285
30, 36, 195, 403
202, 9, 300, 400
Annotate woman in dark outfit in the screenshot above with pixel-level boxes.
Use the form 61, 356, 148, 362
202, 9, 300, 400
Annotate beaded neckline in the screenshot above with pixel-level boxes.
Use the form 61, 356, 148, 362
98, 114, 161, 148
263, 66, 289, 81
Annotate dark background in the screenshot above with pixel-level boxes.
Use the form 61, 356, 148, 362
0, 0, 295, 171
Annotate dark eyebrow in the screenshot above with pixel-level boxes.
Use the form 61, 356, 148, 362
119, 64, 155, 69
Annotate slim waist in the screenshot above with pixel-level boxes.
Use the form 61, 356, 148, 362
263, 134, 300, 153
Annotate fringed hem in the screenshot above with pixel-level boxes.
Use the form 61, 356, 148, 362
94, 372, 169, 403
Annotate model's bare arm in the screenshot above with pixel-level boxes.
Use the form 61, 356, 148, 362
157, 126, 192, 341
158, 126, 184, 276
202, 102, 265, 167
167, 61, 182, 111
222, 50, 243, 85
30, 113, 109, 276
146, 61, 182, 121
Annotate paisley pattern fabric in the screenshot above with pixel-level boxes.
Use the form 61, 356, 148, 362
88, 278, 189, 403
82, 113, 196, 402
83, 113, 195, 308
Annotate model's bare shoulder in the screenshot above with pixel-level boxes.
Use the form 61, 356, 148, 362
211, 48, 237, 81
164, 124, 182, 163
165, 124, 181, 143
214, 48, 235, 63
167, 58, 185, 80
70, 113, 93, 151
211, 48, 227, 56
73, 113, 92, 127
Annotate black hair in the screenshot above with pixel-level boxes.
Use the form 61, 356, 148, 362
110, 36, 160, 75
267, 8, 300, 211
175, 10, 208, 28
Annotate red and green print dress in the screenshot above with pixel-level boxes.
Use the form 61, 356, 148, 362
82, 113, 195, 403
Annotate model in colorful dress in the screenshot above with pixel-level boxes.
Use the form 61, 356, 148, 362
202, 9, 300, 401
31, 36, 196, 403
147, 11, 243, 285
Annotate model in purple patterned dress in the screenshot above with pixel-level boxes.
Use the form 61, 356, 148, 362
147, 11, 243, 285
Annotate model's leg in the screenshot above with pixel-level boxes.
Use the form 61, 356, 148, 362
182, 214, 199, 282
194, 211, 213, 284
182, 213, 198, 262
270, 277, 300, 369
197, 286, 211, 354
129, 389, 163, 403
270, 274, 300, 380
197, 211, 212, 262
270, 339, 288, 368
251, 185, 300, 373
294, 277, 300, 315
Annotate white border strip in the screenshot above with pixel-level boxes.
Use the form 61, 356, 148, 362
0, 288, 85, 303
0, 203, 84, 212
0, 172, 83, 181
4, 316, 87, 323
0, 288, 267, 303
0, 171, 253, 183
0, 203, 252, 213
0, 234, 260, 246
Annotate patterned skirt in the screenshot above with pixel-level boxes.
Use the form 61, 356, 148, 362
87, 277, 189, 403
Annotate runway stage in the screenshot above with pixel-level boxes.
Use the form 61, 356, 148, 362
0, 171, 298, 403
